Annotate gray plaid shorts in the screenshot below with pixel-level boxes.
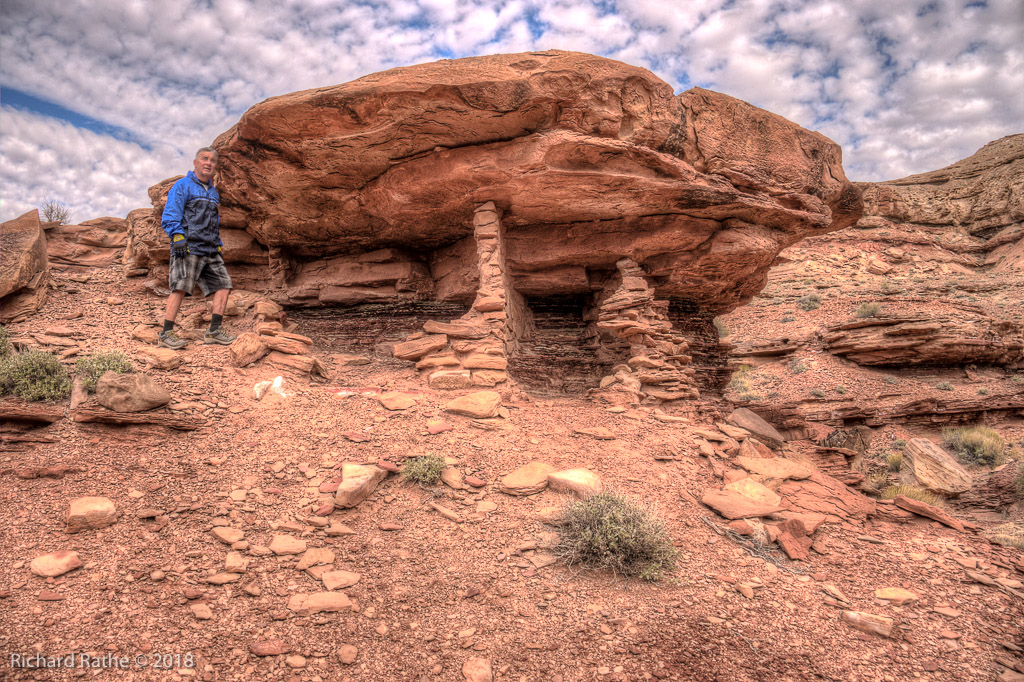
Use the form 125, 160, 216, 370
168, 252, 233, 297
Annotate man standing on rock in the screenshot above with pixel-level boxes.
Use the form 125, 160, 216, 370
157, 147, 236, 349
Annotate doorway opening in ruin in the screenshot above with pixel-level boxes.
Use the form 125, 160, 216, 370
508, 294, 607, 395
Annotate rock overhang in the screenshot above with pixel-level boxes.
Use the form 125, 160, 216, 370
195, 50, 861, 314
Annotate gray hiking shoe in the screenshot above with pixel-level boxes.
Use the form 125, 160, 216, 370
157, 329, 187, 350
203, 328, 236, 345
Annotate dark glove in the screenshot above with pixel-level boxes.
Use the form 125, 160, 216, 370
171, 234, 187, 257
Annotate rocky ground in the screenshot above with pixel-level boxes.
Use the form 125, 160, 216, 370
1, 239, 1023, 682
2, 135, 1023, 682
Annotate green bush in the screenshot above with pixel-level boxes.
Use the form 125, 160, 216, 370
855, 302, 882, 318
865, 471, 889, 491
886, 451, 903, 472
75, 351, 133, 392
798, 294, 821, 311
0, 350, 72, 401
0, 324, 10, 357
557, 491, 678, 582
835, 385, 847, 395
936, 382, 953, 391
810, 388, 826, 398
892, 439, 907, 449
401, 454, 446, 486
780, 315, 795, 323
882, 375, 899, 385
943, 426, 1005, 467
790, 361, 808, 374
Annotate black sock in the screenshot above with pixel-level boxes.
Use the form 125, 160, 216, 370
163, 319, 174, 333
210, 314, 223, 331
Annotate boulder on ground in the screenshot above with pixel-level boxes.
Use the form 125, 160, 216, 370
444, 391, 502, 418
230, 333, 270, 367
65, 496, 117, 533
95, 372, 171, 412
334, 463, 389, 508
546, 468, 602, 498
30, 551, 83, 577
498, 462, 555, 496
0, 210, 49, 323
727, 408, 784, 448
905, 438, 972, 496
287, 591, 352, 616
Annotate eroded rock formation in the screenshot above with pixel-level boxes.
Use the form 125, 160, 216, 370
1, 210, 49, 323
133, 50, 862, 399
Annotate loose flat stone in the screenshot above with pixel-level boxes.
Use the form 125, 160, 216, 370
875, 587, 919, 605
702, 489, 782, 520
893, 495, 964, 532
547, 468, 602, 498
296, 547, 335, 571
378, 391, 417, 411
65, 496, 117, 533
735, 456, 814, 481
211, 527, 245, 544
441, 467, 465, 490
498, 461, 555, 496
206, 572, 242, 585
250, 639, 291, 656
444, 390, 502, 418
287, 591, 352, 616
326, 523, 357, 536
841, 610, 894, 638
463, 657, 493, 682
269, 535, 307, 556
190, 602, 214, 620
933, 606, 962, 618
322, 570, 361, 591
727, 408, 784, 448
334, 462, 389, 508
573, 426, 616, 440
225, 551, 248, 573
30, 551, 82, 577
905, 438, 972, 496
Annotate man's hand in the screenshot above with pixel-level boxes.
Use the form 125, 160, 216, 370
171, 234, 187, 257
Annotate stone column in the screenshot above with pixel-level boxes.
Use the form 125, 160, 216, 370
391, 202, 518, 389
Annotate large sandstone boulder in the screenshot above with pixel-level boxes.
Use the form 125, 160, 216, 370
95, 372, 171, 412
136, 51, 859, 313
46, 217, 127, 268
0, 210, 49, 322
905, 438, 973, 496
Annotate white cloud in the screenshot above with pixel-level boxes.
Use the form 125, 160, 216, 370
1, 0, 1021, 222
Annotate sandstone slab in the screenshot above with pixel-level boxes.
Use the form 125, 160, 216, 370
893, 494, 965, 532
230, 332, 269, 367
0, 210, 49, 322
269, 535, 307, 556
547, 468, 602, 498
701, 489, 782, 520
499, 461, 555, 496
30, 551, 83, 577
322, 570, 361, 591
727, 408, 784, 448
334, 463, 389, 508
95, 372, 170, 412
65, 496, 117, 533
135, 346, 181, 370
378, 392, 417, 410
444, 391, 502, 419
905, 438, 972, 496
287, 591, 352, 616
735, 456, 814, 481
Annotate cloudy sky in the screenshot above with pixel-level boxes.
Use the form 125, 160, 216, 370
1, 0, 1021, 223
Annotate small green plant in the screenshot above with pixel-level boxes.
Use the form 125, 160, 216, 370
810, 388, 826, 398
943, 426, 1005, 467
977, 387, 988, 395
835, 385, 847, 395
886, 451, 903, 472
892, 439, 906, 449
936, 382, 953, 391
556, 491, 678, 582
401, 454, 446, 486
780, 315, 795, 323
790, 361, 808, 374
0, 324, 9, 357
983, 522, 1024, 550
855, 302, 882, 318
798, 294, 821, 311
712, 317, 730, 338
0, 350, 72, 402
879, 484, 942, 506
883, 375, 899, 385
75, 351, 133, 392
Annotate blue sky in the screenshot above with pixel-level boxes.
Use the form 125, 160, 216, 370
2, 0, 1022, 222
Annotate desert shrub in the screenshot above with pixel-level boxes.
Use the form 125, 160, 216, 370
401, 454, 446, 486
883, 375, 899, 385
936, 382, 953, 391
780, 315, 795, 323
978, 387, 989, 395
798, 294, 821, 311
790, 361, 808, 374
892, 439, 907, 449
865, 471, 889, 491
75, 351, 133, 392
880, 484, 942, 506
0, 325, 9, 357
0, 350, 72, 402
855, 302, 882, 318
40, 199, 73, 224
943, 426, 1005, 467
886, 451, 903, 472
983, 522, 1024, 550
713, 318, 729, 338
835, 385, 847, 395
557, 491, 678, 582
810, 388, 826, 398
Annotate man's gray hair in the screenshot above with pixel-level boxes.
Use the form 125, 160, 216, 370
195, 147, 219, 160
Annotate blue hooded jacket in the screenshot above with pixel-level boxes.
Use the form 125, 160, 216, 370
161, 170, 222, 256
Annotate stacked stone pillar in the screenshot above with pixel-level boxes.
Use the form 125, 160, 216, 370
591, 259, 700, 404
392, 202, 521, 389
